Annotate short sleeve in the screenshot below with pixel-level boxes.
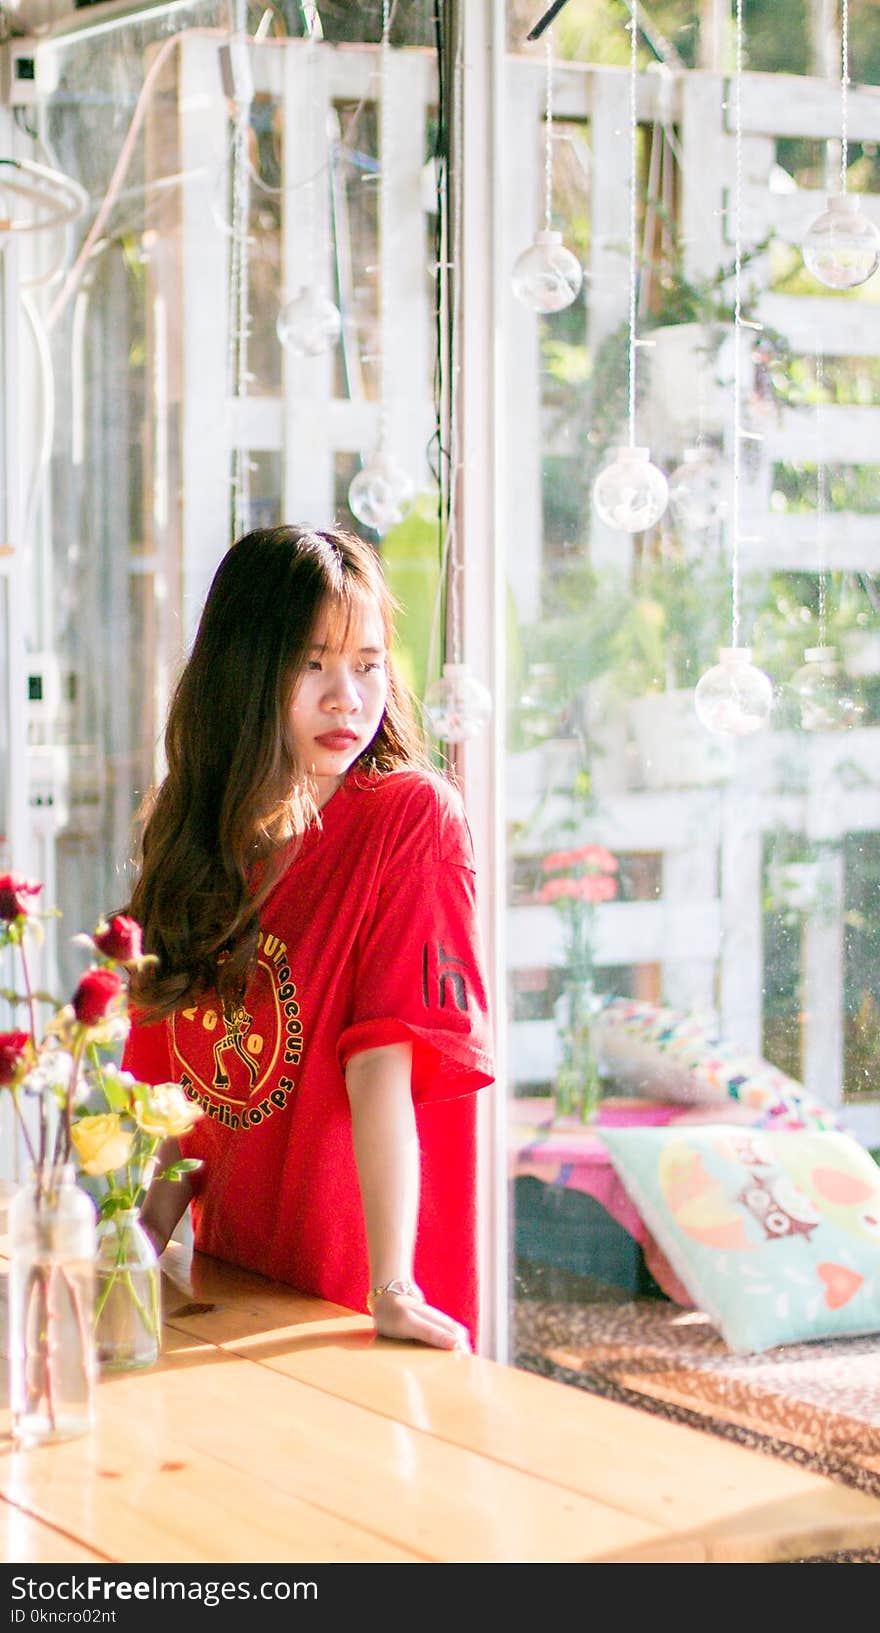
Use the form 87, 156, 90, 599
121, 1009, 175, 1085
337, 779, 495, 1103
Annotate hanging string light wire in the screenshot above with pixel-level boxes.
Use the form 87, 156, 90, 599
426, 0, 463, 678
511, 23, 582, 313
816, 348, 828, 648
590, 2, 668, 535
729, 0, 744, 648
347, 0, 414, 534
275, 6, 341, 356
626, 1, 638, 449
840, 0, 850, 196
425, 0, 459, 689
421, 0, 491, 744
435, 0, 464, 679
542, 28, 554, 236
789, 343, 864, 731
426, 0, 450, 573
305, 13, 317, 283
228, 0, 253, 542
802, 0, 880, 289
692, 0, 773, 737
378, 0, 393, 457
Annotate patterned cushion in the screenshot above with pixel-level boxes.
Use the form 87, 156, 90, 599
592, 997, 840, 1130
598, 1126, 880, 1354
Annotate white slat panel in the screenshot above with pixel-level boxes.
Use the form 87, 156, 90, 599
735, 72, 880, 140
742, 513, 880, 572
681, 74, 729, 287
803, 729, 880, 842
229, 397, 284, 450
509, 900, 722, 969
719, 788, 764, 1054
762, 405, 880, 464
508, 1019, 562, 1083
383, 49, 434, 489
281, 40, 338, 526
802, 853, 845, 1106
509, 779, 723, 852
587, 68, 635, 572
510, 58, 680, 125
502, 62, 545, 622
179, 38, 232, 647
743, 183, 880, 239
758, 293, 880, 356
662, 847, 719, 1011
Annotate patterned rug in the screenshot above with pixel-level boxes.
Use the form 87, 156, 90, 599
514, 1295, 880, 1523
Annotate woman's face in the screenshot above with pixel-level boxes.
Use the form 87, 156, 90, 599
288, 598, 389, 805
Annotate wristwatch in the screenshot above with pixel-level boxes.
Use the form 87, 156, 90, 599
366, 1277, 424, 1314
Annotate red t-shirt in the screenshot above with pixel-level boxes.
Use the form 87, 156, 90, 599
122, 767, 495, 1342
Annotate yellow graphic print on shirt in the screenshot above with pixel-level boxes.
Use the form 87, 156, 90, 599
170, 931, 303, 1131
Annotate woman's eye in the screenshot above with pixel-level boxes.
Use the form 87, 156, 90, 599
359, 661, 382, 673
307, 660, 323, 671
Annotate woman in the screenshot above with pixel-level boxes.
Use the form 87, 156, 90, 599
122, 525, 494, 1351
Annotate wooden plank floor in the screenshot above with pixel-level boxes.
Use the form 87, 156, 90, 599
0, 1243, 879, 1563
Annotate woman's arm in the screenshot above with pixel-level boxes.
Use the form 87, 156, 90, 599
139, 1136, 196, 1256
345, 1041, 470, 1351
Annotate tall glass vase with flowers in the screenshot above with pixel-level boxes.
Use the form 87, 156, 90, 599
0, 874, 129, 1444
0, 877, 202, 1438
538, 844, 619, 1122
70, 914, 203, 1371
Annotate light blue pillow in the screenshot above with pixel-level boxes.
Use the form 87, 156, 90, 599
598, 1125, 880, 1355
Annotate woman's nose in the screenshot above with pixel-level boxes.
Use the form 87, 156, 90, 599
325, 669, 361, 711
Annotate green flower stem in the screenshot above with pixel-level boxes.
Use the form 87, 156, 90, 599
10, 1088, 39, 1172
94, 1265, 158, 1337
18, 929, 38, 1061
58, 1265, 95, 1390
23, 1264, 56, 1429
49, 1031, 85, 1172
14, 938, 41, 1171
95, 1219, 160, 1339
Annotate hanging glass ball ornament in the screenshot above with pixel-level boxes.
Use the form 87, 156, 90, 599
789, 646, 865, 732
668, 445, 728, 533
276, 285, 342, 356
694, 647, 774, 737
348, 450, 414, 536
423, 662, 492, 744
802, 194, 880, 291
592, 446, 669, 533
512, 229, 583, 314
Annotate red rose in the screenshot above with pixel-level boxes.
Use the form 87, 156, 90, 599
0, 873, 42, 922
93, 914, 143, 963
73, 968, 124, 1025
0, 1032, 33, 1086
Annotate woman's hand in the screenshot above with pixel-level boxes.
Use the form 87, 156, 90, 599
139, 1135, 193, 1258
371, 1288, 471, 1352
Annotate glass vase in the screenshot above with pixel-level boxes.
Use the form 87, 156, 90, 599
8, 1164, 97, 1447
554, 983, 603, 1124
94, 1210, 161, 1371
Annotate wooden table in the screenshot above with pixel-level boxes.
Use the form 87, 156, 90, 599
3, 1244, 880, 1565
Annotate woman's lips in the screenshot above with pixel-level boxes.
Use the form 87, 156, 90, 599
314, 731, 358, 750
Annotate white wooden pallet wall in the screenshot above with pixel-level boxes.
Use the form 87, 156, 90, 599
502, 60, 880, 1144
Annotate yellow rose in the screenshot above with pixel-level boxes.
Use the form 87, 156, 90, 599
133, 1082, 203, 1140
71, 1113, 134, 1176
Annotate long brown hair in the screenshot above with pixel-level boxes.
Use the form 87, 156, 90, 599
127, 525, 429, 1017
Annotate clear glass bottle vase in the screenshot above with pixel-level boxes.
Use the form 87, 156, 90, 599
8, 1163, 97, 1447
554, 981, 602, 1124
95, 1209, 161, 1371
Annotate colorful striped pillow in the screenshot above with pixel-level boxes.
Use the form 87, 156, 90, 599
592, 997, 841, 1130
